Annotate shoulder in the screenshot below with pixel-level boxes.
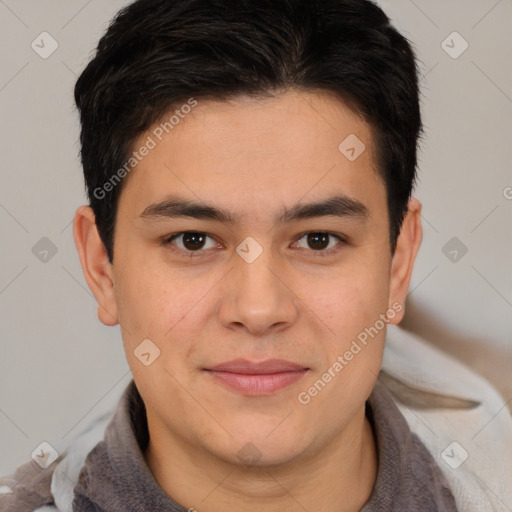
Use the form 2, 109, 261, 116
0, 404, 116, 512
382, 325, 512, 511
0, 458, 58, 512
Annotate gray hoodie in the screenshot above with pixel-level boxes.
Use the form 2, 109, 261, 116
0, 378, 457, 511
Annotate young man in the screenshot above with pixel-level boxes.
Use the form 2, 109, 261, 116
1, 0, 511, 511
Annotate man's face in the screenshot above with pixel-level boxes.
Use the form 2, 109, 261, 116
107, 90, 401, 466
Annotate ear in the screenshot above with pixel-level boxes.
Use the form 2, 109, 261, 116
73, 205, 119, 326
387, 197, 423, 324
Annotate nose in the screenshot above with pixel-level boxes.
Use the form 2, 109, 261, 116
217, 245, 299, 338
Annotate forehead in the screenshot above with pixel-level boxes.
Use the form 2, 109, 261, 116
117, 89, 384, 218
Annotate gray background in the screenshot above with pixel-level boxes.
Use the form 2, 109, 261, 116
1, 0, 511, 474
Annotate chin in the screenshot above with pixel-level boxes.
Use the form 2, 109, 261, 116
217, 434, 306, 469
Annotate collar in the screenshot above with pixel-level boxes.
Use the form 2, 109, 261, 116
381, 325, 483, 409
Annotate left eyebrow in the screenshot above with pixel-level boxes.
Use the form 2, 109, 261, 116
139, 194, 369, 224
277, 195, 369, 223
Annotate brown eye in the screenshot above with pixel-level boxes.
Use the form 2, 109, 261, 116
167, 231, 217, 252
306, 232, 330, 250
294, 232, 345, 255
182, 232, 206, 250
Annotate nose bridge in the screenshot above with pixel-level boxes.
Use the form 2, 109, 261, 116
219, 240, 298, 336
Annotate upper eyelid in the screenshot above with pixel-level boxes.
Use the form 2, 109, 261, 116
166, 231, 219, 243
294, 231, 345, 242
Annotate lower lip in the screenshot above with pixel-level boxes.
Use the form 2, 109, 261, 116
206, 370, 308, 395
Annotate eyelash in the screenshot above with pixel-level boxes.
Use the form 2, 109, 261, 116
162, 231, 346, 258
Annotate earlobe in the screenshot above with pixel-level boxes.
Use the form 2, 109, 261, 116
73, 205, 119, 326
387, 197, 423, 324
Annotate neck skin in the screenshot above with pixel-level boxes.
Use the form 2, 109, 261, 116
144, 406, 378, 512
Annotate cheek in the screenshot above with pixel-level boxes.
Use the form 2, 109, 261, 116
296, 266, 389, 418
309, 259, 390, 336
114, 252, 185, 331
113, 255, 219, 371
114, 263, 203, 412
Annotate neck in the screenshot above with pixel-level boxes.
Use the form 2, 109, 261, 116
145, 406, 377, 512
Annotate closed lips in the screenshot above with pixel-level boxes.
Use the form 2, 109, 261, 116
205, 358, 309, 374
204, 359, 309, 395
